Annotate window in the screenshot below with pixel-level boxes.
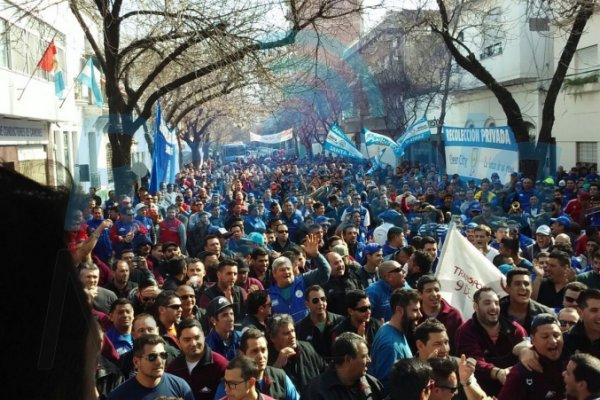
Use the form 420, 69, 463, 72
574, 45, 598, 73
577, 142, 598, 165
0, 19, 9, 68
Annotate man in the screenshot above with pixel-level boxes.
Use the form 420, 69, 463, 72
205, 296, 241, 360
88, 205, 113, 263
422, 236, 439, 273
558, 307, 580, 333
166, 319, 228, 400
382, 226, 406, 257
106, 298, 135, 356
214, 329, 300, 400
81, 263, 118, 314
280, 199, 304, 243
271, 223, 297, 253
154, 290, 183, 350
177, 284, 205, 324
563, 353, 600, 400
104, 260, 138, 299
498, 314, 565, 400
499, 268, 555, 334
370, 288, 421, 392
323, 251, 363, 316
366, 260, 407, 322
416, 275, 464, 356
331, 289, 382, 352
249, 248, 272, 288
130, 278, 161, 315
388, 358, 433, 400
563, 281, 588, 309
550, 215, 571, 237
500, 237, 533, 272
267, 314, 326, 391
564, 288, 600, 357
117, 314, 180, 379
473, 225, 499, 263
525, 225, 553, 261
199, 259, 247, 321
236, 259, 264, 293
159, 205, 187, 253
577, 250, 600, 289
185, 257, 208, 301
107, 334, 194, 400
455, 286, 527, 396
162, 256, 188, 291
303, 332, 384, 400
428, 358, 461, 400
269, 235, 331, 322
341, 193, 371, 229
532, 250, 571, 308
109, 206, 149, 257
342, 224, 365, 263
405, 250, 433, 289
356, 243, 383, 288
221, 356, 277, 400
295, 285, 344, 357
241, 290, 272, 333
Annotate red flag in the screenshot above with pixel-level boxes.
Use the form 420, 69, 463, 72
38, 40, 56, 72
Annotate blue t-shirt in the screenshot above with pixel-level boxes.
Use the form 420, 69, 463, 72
369, 323, 413, 393
108, 373, 194, 400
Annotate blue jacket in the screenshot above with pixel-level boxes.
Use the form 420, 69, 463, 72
269, 254, 331, 322
366, 279, 393, 321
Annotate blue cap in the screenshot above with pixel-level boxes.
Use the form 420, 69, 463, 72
468, 201, 481, 212
288, 196, 298, 203
550, 216, 571, 228
315, 216, 333, 226
364, 243, 382, 255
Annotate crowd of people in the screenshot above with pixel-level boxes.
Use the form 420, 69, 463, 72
6, 153, 600, 400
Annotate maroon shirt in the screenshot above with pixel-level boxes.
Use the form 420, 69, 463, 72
166, 347, 228, 400
418, 298, 464, 356
498, 354, 566, 400
455, 315, 526, 396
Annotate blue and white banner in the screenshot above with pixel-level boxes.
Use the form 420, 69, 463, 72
323, 124, 365, 160
149, 102, 179, 193
364, 128, 400, 167
442, 126, 518, 183
395, 116, 432, 156
250, 128, 293, 144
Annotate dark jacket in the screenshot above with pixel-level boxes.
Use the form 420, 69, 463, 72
166, 347, 228, 400
497, 354, 567, 400
499, 296, 555, 334
295, 312, 344, 357
323, 272, 363, 316
303, 368, 385, 400
564, 320, 600, 358
268, 340, 326, 394
198, 284, 246, 321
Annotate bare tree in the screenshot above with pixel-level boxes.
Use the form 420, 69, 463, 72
431, 0, 597, 177
10, 0, 367, 195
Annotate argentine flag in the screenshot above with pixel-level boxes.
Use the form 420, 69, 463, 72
78, 58, 103, 108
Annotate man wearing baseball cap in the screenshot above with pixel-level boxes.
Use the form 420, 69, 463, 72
525, 225, 554, 261
205, 296, 242, 361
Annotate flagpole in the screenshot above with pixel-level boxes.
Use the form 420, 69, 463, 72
58, 57, 89, 109
17, 33, 58, 101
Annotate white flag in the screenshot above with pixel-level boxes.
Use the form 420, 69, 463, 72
435, 226, 507, 319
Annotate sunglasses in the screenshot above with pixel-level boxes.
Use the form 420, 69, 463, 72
564, 296, 578, 303
354, 305, 371, 313
311, 297, 327, 304
166, 304, 182, 310
141, 352, 168, 362
559, 320, 577, 327
435, 383, 459, 394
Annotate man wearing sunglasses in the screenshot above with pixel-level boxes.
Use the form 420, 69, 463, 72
295, 285, 344, 357
366, 260, 408, 322
331, 289, 381, 353
154, 290, 183, 350
108, 334, 194, 400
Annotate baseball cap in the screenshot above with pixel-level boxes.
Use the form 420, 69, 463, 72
535, 225, 551, 236
550, 216, 571, 228
364, 243, 382, 256
530, 313, 559, 333
161, 241, 178, 252
315, 216, 333, 226
134, 203, 147, 213
207, 296, 233, 318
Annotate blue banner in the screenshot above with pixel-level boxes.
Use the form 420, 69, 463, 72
323, 124, 365, 160
442, 125, 518, 183
364, 128, 398, 169
149, 102, 178, 193
395, 116, 432, 156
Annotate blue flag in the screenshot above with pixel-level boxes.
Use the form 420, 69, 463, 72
78, 58, 103, 107
395, 116, 432, 156
149, 102, 178, 193
323, 124, 365, 160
